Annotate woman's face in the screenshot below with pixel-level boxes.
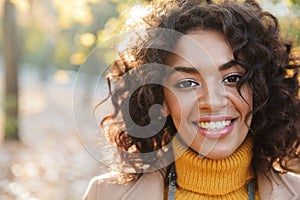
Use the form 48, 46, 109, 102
163, 31, 253, 159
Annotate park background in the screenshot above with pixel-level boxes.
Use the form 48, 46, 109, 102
0, 0, 299, 199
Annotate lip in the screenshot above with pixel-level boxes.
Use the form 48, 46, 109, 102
197, 117, 236, 139
198, 116, 235, 122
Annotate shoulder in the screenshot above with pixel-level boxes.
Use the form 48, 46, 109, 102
83, 171, 122, 200
258, 171, 300, 200
83, 170, 165, 200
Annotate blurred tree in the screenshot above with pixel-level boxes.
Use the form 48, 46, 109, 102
14, 0, 118, 72
290, 0, 300, 5
3, 0, 19, 140
262, 0, 300, 45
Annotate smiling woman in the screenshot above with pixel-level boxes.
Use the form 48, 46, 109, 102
84, 0, 300, 200
163, 31, 253, 159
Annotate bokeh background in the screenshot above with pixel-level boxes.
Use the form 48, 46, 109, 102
0, 0, 299, 200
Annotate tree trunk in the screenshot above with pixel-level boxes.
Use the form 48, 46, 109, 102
3, 0, 19, 140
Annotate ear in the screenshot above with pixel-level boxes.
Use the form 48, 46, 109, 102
161, 101, 170, 117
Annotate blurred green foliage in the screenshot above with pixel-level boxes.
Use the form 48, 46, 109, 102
4, 94, 19, 140
290, 0, 300, 5
0, 0, 299, 72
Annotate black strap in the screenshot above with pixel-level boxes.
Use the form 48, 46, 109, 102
248, 178, 255, 200
167, 164, 177, 200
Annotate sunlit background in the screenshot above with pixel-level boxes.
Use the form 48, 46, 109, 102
0, 0, 299, 199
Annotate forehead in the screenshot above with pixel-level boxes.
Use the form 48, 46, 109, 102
166, 31, 233, 69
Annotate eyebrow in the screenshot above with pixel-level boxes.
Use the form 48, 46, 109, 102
169, 59, 237, 75
219, 60, 237, 70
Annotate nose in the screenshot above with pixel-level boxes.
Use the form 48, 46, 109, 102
197, 81, 227, 112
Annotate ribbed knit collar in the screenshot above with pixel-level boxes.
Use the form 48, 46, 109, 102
173, 136, 254, 196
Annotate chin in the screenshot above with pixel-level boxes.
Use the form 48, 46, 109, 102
203, 148, 234, 160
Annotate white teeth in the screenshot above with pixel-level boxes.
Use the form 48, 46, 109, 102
198, 120, 231, 130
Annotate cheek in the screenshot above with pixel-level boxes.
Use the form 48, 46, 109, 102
229, 86, 253, 118
164, 89, 181, 121
163, 89, 196, 126
240, 86, 253, 112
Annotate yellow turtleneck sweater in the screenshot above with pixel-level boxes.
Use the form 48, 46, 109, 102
168, 136, 259, 200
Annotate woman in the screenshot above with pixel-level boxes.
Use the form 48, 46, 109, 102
84, 0, 300, 199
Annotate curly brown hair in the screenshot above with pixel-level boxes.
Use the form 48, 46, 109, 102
99, 0, 300, 177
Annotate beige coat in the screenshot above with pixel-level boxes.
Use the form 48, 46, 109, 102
83, 170, 300, 200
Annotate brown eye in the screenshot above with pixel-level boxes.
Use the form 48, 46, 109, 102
174, 79, 200, 89
223, 74, 241, 85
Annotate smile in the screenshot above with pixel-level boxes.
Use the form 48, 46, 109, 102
198, 120, 231, 131
196, 118, 236, 139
